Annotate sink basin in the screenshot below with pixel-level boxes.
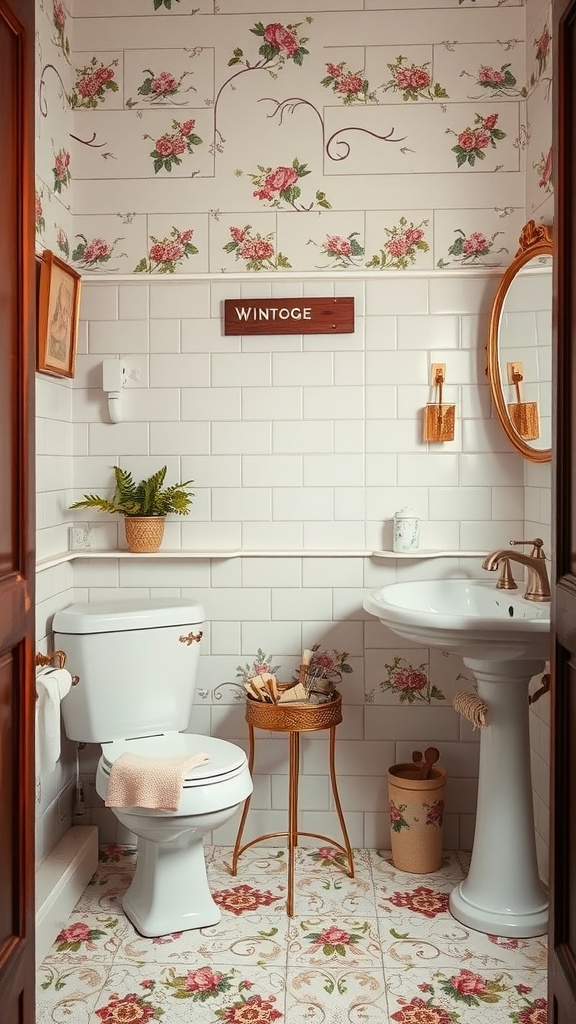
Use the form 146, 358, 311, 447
363, 579, 550, 661
364, 576, 551, 938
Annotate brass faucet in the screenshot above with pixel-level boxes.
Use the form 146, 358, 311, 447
482, 538, 551, 602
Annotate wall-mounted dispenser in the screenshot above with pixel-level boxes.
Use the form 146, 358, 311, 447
102, 359, 126, 423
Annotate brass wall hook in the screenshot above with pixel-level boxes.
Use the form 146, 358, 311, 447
423, 365, 455, 442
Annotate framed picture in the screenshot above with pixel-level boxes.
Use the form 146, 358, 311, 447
37, 249, 82, 378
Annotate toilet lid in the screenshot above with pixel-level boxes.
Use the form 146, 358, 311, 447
100, 732, 247, 786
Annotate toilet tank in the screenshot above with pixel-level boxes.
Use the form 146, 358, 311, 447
53, 598, 205, 743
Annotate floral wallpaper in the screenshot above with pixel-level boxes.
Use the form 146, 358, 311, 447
35, 0, 553, 275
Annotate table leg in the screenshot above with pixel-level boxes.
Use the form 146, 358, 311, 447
231, 724, 255, 876
329, 725, 355, 879
287, 730, 300, 915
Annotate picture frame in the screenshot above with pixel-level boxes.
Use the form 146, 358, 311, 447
37, 249, 82, 378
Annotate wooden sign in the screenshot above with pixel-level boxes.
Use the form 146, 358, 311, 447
224, 296, 354, 335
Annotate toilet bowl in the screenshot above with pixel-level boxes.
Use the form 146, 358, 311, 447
53, 598, 253, 937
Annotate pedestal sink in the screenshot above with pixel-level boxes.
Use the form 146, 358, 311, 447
364, 579, 550, 937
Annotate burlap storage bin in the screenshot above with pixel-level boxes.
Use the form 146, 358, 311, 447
388, 763, 447, 873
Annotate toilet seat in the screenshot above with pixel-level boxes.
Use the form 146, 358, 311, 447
100, 732, 248, 786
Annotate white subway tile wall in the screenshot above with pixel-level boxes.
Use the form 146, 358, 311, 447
37, 273, 550, 869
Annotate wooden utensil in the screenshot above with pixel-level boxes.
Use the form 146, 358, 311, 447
421, 746, 440, 779
412, 750, 423, 765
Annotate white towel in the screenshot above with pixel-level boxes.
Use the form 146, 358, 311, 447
35, 667, 73, 777
105, 752, 210, 812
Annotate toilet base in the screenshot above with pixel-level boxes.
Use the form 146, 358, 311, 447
123, 834, 221, 937
113, 802, 247, 937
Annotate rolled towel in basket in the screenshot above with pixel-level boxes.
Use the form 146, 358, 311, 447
453, 691, 488, 729
105, 752, 210, 812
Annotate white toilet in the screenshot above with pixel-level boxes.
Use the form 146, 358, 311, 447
53, 598, 252, 938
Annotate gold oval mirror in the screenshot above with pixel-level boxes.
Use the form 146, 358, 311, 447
487, 220, 553, 463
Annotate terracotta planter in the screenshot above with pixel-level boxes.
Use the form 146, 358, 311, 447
388, 763, 447, 874
124, 516, 165, 553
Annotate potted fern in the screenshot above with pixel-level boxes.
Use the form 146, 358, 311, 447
69, 466, 194, 552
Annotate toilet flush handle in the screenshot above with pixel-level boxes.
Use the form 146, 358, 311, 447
178, 631, 203, 646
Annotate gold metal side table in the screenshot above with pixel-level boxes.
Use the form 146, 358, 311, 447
230, 688, 355, 915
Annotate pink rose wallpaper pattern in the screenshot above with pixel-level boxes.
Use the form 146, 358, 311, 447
36, 3, 552, 273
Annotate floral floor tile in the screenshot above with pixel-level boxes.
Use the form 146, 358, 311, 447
114, 912, 290, 967
97, 843, 138, 868
36, 962, 111, 1023
286, 965, 389, 1022
287, 916, 383, 969
370, 849, 466, 887
296, 845, 373, 878
209, 845, 288, 878
209, 873, 289, 916
91, 962, 285, 1024
378, 904, 547, 971
74, 868, 135, 915
42, 912, 130, 965
385, 965, 547, 1023
293, 869, 377, 916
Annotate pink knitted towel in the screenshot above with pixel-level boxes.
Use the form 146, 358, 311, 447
105, 752, 210, 811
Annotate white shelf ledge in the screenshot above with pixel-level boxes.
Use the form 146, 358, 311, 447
36, 548, 487, 573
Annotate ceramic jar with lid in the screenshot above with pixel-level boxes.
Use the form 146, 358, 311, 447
393, 507, 420, 553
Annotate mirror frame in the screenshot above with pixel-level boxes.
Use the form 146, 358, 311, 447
487, 219, 553, 463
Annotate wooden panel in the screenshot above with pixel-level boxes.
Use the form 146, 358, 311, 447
550, 0, 576, 1019
0, 6, 16, 574
0, 0, 36, 1021
224, 296, 355, 335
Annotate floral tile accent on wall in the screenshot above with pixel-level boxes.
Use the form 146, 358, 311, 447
322, 61, 378, 105
55, 226, 70, 259
229, 21, 311, 73
534, 147, 553, 194
134, 227, 199, 273
379, 654, 445, 704
72, 110, 214, 181
72, 234, 128, 272
365, 217, 430, 271
382, 56, 448, 102
245, 159, 331, 212
72, 215, 147, 273
309, 231, 365, 270
51, 0, 70, 64
434, 209, 525, 278
449, 112, 507, 167
70, 57, 121, 110
124, 48, 213, 112
35, 187, 46, 238
144, 118, 203, 174
436, 228, 509, 269
223, 225, 291, 271
52, 146, 71, 196
127, 68, 195, 109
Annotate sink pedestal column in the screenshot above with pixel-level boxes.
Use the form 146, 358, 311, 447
449, 657, 548, 938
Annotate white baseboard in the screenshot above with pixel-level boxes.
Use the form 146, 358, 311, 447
36, 825, 99, 969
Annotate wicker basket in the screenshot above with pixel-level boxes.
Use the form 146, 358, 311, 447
245, 686, 342, 732
124, 516, 166, 553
